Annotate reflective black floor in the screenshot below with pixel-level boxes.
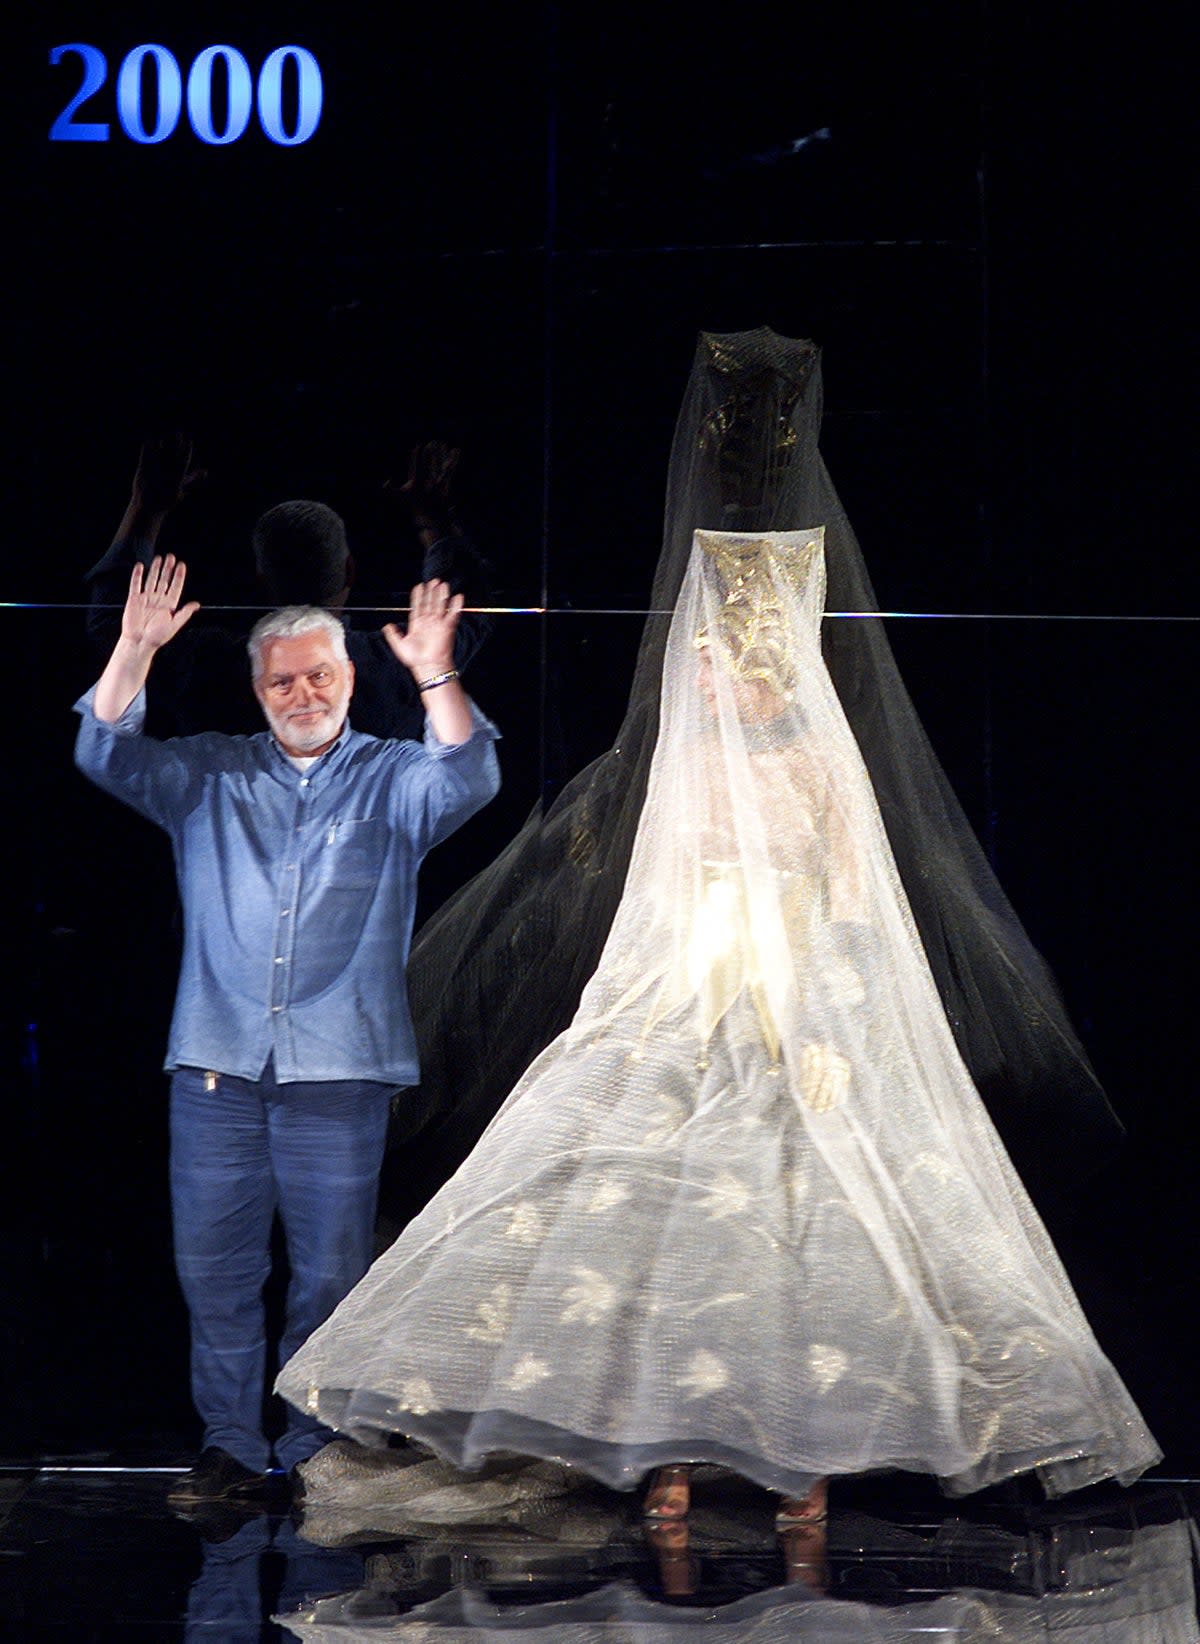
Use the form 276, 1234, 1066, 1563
1, 1463, 1197, 1641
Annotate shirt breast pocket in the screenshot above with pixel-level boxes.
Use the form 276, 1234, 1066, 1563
323, 816, 386, 889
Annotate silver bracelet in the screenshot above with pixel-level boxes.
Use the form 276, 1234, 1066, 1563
417, 668, 460, 692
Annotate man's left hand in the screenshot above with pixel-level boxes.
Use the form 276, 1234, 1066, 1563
382, 580, 463, 679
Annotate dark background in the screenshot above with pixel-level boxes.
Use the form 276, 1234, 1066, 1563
2, 4, 1194, 1468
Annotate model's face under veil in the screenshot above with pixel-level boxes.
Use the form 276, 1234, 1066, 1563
697, 643, 790, 726
254, 632, 355, 757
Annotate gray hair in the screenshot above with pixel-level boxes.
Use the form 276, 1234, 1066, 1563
248, 606, 350, 681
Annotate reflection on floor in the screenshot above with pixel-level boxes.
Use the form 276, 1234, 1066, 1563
1, 1463, 1197, 1640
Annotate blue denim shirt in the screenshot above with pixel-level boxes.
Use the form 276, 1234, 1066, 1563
74, 688, 500, 1085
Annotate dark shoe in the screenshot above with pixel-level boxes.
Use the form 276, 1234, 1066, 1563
167, 1446, 270, 1506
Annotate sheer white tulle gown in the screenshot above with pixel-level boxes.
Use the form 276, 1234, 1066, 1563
278, 530, 1158, 1502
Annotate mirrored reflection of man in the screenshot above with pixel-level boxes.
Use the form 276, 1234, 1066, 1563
184, 1513, 364, 1644
74, 556, 499, 1506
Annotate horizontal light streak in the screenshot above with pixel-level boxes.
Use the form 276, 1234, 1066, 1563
3, 603, 1196, 622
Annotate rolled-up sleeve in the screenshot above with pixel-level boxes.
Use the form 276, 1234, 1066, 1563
74, 685, 202, 828
407, 703, 501, 853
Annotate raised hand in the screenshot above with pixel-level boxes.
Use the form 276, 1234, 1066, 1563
381, 579, 463, 677
381, 580, 472, 745
122, 555, 201, 653
93, 555, 201, 724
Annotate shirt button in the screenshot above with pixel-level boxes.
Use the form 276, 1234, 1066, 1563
274, 956, 286, 965
271, 1005, 283, 1014
280, 908, 291, 918
300, 778, 309, 787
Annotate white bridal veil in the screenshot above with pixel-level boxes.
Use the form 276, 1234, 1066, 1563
281, 528, 1157, 1501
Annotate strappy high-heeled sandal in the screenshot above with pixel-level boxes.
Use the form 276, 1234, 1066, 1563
774, 1476, 828, 1526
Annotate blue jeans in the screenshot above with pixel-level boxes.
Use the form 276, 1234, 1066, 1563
169, 1062, 393, 1472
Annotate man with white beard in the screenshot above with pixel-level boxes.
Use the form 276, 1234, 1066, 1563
74, 556, 499, 1506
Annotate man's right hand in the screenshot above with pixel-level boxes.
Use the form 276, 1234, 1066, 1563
93, 556, 200, 723
122, 555, 200, 652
